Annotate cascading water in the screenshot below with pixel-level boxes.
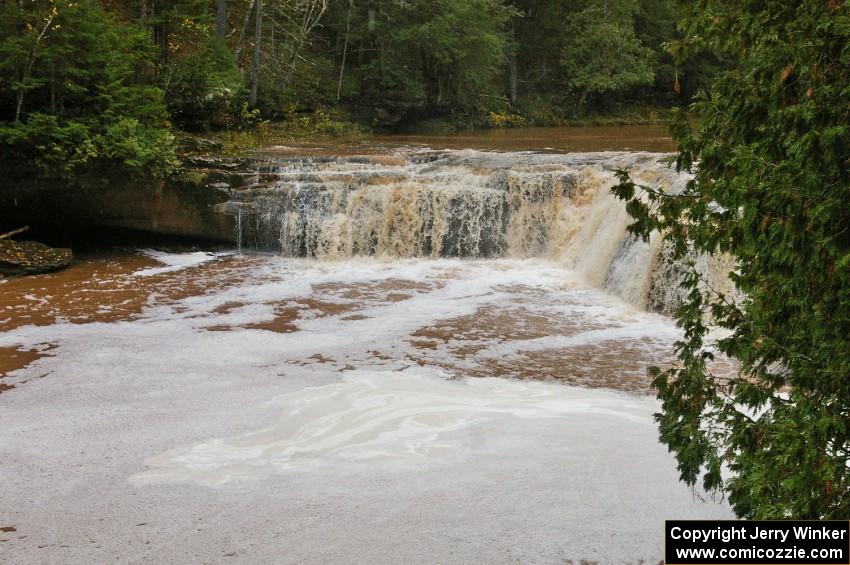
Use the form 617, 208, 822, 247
223, 149, 729, 312
235, 206, 243, 255
5, 143, 738, 562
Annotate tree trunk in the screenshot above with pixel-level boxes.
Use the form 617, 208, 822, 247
152, 1, 169, 69
574, 88, 590, 118
249, 0, 262, 107
0, 226, 29, 240
507, 54, 517, 105
235, 0, 257, 60
14, 9, 56, 122
336, 0, 354, 101
270, 13, 275, 58
279, 1, 328, 90
49, 60, 55, 114
216, 0, 228, 40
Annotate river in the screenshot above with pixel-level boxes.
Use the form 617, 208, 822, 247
0, 126, 732, 564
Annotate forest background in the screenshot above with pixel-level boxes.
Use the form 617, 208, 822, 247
0, 0, 719, 178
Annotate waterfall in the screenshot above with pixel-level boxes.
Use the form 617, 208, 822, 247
235, 207, 243, 256
223, 149, 730, 313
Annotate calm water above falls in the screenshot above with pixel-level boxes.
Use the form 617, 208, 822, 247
257, 124, 676, 155
0, 127, 733, 564
376, 124, 677, 153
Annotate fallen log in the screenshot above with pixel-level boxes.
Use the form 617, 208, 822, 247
0, 225, 29, 240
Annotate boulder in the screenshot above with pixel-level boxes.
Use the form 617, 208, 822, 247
0, 240, 73, 276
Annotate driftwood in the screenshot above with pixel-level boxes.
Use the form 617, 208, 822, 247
0, 225, 29, 240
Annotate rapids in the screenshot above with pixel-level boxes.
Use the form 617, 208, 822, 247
226, 149, 731, 312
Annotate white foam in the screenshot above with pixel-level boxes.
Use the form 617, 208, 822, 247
131, 367, 652, 486
134, 249, 225, 276
475, 320, 680, 360
0, 257, 731, 562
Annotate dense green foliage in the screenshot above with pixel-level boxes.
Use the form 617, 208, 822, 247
165, 39, 243, 131
336, 0, 517, 122
0, 1, 175, 177
319, 0, 689, 125
2, 0, 703, 179
560, 0, 654, 115
613, 0, 850, 518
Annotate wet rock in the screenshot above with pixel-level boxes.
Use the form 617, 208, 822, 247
0, 162, 242, 243
185, 156, 248, 170
176, 136, 224, 155
0, 240, 72, 276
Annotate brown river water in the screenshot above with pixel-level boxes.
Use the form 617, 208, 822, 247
3, 125, 679, 370
0, 126, 734, 564
255, 124, 676, 156
2, 126, 682, 390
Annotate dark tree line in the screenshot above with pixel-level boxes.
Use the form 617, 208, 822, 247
0, 0, 721, 179
1, 0, 710, 129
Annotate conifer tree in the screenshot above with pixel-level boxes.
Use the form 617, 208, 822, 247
613, 0, 850, 518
